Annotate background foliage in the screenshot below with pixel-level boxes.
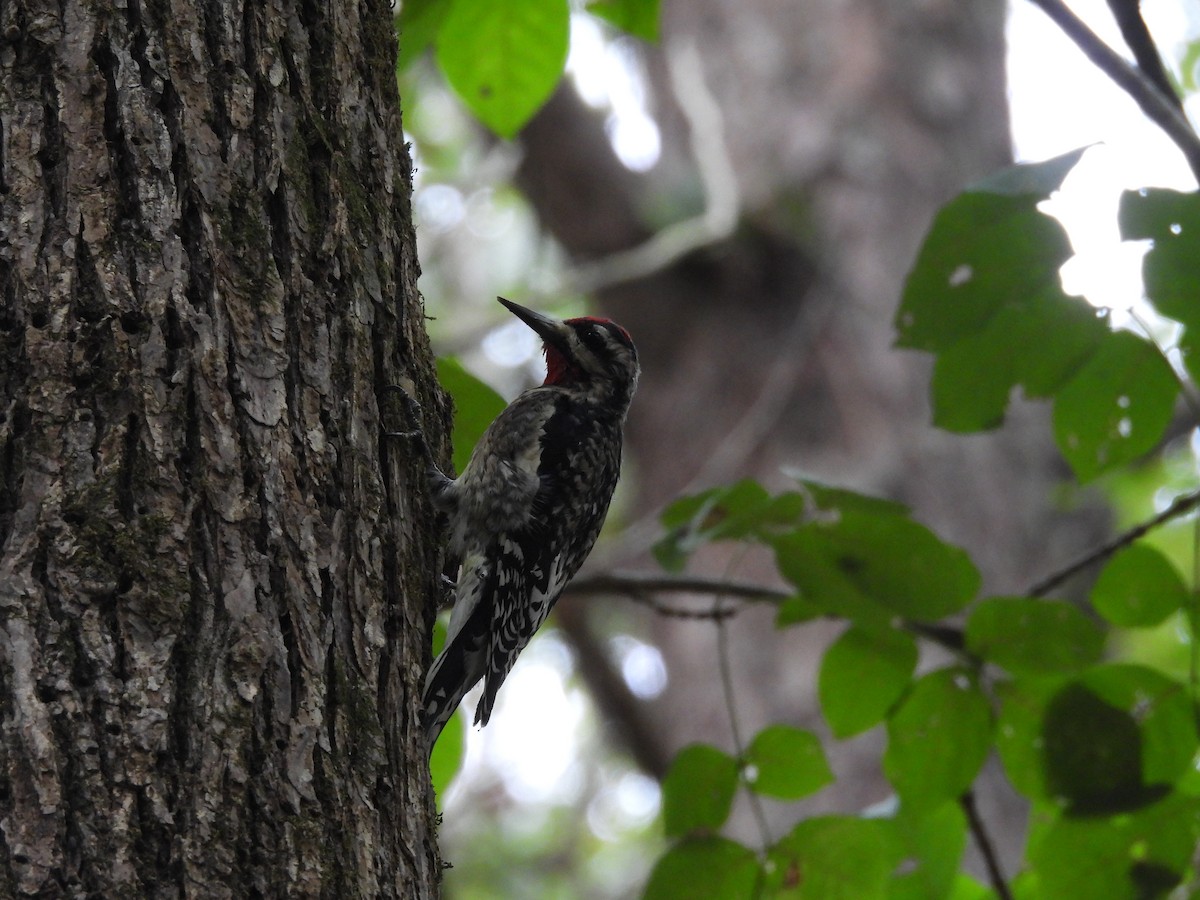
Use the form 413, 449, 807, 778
397, 0, 1200, 897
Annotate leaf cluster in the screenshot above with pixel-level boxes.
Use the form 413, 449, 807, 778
638, 151, 1200, 899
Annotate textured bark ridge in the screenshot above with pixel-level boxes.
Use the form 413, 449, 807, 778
0, 0, 446, 895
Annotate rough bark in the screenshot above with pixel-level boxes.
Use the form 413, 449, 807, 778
518, 0, 1106, 872
0, 0, 446, 896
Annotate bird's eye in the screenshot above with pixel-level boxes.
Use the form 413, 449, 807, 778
580, 325, 606, 350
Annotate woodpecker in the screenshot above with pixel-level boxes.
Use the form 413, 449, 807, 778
395, 297, 639, 752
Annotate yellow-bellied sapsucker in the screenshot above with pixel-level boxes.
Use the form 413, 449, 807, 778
395, 298, 639, 751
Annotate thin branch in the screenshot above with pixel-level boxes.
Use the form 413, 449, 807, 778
960, 791, 1015, 900
1026, 0, 1200, 183
567, 571, 790, 603
565, 570, 970, 655
1104, 0, 1182, 112
1027, 487, 1200, 597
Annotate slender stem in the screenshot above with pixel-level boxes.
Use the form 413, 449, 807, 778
1025, 0, 1200, 183
960, 791, 1015, 900
1027, 488, 1200, 596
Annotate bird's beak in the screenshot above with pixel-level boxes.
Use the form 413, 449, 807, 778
498, 297, 568, 347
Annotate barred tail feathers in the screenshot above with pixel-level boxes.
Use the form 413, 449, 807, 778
421, 554, 492, 751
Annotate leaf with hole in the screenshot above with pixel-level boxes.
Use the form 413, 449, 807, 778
1052, 330, 1178, 482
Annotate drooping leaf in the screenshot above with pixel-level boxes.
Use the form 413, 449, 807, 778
965, 596, 1105, 674
643, 837, 760, 900
819, 625, 918, 738
587, 0, 661, 41
661, 744, 739, 837
436, 357, 507, 473
1051, 330, 1178, 482
765, 816, 898, 899
436, 0, 569, 138
1091, 543, 1189, 628
743, 725, 833, 800
884, 669, 992, 813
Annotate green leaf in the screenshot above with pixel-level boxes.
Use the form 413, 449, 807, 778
396, 0, 450, 72
1118, 188, 1200, 331
1027, 794, 1200, 900
1039, 665, 1198, 816
1042, 682, 1163, 815
643, 837, 760, 900
743, 725, 833, 800
1091, 543, 1190, 628
773, 511, 978, 625
765, 816, 898, 899
655, 480, 805, 570
819, 625, 918, 738
1051, 330, 1178, 482
436, 357, 507, 473
886, 802, 968, 900
773, 529, 892, 628
1078, 665, 1197, 792
884, 669, 992, 813
896, 151, 1083, 353
929, 295, 1106, 432
995, 675, 1063, 800
587, 0, 661, 41
965, 596, 1105, 674
435, 0, 569, 138
661, 744, 739, 837
814, 512, 980, 620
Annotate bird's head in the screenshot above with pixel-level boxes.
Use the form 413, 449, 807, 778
498, 297, 640, 407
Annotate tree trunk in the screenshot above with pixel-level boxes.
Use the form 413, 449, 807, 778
0, 1, 446, 895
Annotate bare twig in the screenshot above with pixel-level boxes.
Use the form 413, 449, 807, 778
961, 791, 1015, 900
1026, 487, 1200, 596
1104, 0, 1182, 111
1026, 0, 1200, 183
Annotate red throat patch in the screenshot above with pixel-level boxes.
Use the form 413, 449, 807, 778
542, 343, 577, 385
